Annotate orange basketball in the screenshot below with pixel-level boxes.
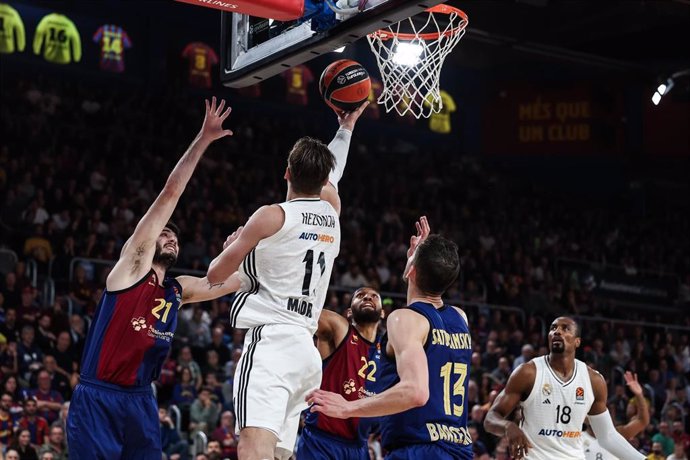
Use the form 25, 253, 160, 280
319, 59, 371, 112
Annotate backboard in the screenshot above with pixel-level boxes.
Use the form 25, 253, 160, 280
220, 0, 445, 88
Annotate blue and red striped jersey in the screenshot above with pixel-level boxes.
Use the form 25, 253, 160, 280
80, 270, 182, 387
92, 24, 132, 72
305, 324, 382, 442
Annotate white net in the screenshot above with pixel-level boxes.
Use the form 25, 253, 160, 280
366, 6, 468, 119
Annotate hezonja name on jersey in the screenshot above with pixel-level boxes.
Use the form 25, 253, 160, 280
538, 429, 581, 438
301, 212, 336, 228
286, 298, 313, 318
298, 232, 335, 243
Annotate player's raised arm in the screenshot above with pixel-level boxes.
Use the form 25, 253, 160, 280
616, 371, 649, 439
307, 307, 429, 418
315, 308, 349, 359
587, 368, 646, 459
320, 101, 369, 216
484, 363, 535, 459
107, 97, 232, 292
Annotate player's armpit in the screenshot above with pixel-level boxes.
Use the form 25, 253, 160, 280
316, 309, 348, 343
177, 272, 241, 305
207, 205, 284, 284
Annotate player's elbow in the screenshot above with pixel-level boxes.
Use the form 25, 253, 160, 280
409, 385, 429, 408
206, 263, 224, 285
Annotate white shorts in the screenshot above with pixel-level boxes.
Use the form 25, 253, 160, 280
233, 323, 321, 457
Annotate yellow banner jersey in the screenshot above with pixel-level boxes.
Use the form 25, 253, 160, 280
0, 3, 25, 53
230, 198, 340, 335
520, 356, 595, 460
33, 12, 81, 64
426, 90, 457, 134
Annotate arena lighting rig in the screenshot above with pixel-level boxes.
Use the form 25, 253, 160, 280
652, 68, 690, 105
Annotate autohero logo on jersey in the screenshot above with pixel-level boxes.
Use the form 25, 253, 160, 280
537, 429, 581, 439
130, 317, 174, 342
298, 232, 335, 243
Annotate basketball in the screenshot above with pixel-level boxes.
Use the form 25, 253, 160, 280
319, 59, 371, 112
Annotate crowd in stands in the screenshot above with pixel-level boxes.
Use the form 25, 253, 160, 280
1, 75, 690, 459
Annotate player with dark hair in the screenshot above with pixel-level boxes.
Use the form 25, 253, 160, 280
68, 98, 243, 460
307, 217, 474, 459
206, 103, 368, 460
298, 286, 385, 459
483, 316, 645, 460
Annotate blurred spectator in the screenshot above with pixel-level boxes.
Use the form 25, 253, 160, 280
177, 346, 203, 391
35, 314, 57, 352
189, 386, 220, 438
31, 370, 63, 424
17, 397, 50, 446
1, 392, 14, 445
159, 404, 189, 460
512, 344, 535, 370
0, 307, 20, 343
9, 428, 39, 460
653, 422, 676, 457
206, 327, 231, 367
211, 410, 238, 460
648, 441, 667, 460
37, 425, 66, 460
667, 443, 688, 460
1, 337, 19, 377
17, 326, 43, 384
51, 332, 77, 380
206, 439, 222, 457
67, 314, 87, 358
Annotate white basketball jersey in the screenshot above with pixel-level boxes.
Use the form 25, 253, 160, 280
521, 356, 595, 460
583, 431, 618, 460
230, 198, 340, 334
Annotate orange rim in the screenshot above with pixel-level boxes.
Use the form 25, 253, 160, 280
369, 5, 468, 41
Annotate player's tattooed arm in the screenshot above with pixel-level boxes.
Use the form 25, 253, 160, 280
177, 273, 241, 305
207, 280, 225, 290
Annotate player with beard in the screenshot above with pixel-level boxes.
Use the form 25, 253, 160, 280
484, 317, 644, 460
298, 287, 384, 459
68, 98, 244, 460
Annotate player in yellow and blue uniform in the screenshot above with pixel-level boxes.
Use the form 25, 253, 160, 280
307, 217, 473, 459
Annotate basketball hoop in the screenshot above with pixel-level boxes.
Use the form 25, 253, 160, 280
366, 4, 468, 119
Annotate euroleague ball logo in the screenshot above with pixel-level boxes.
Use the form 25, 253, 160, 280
336, 75, 347, 85
131, 317, 147, 331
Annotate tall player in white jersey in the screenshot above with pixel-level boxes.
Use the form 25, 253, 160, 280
484, 317, 644, 460
206, 102, 368, 460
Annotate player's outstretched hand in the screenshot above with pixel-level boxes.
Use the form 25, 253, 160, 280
306, 389, 352, 419
223, 226, 244, 250
624, 371, 643, 397
506, 422, 533, 459
407, 216, 430, 259
200, 96, 233, 141
335, 100, 370, 132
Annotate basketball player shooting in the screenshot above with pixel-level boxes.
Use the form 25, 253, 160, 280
206, 102, 368, 460
483, 317, 645, 460
68, 98, 243, 460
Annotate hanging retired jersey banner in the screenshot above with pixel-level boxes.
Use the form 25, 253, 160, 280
33, 12, 82, 64
93, 24, 132, 73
